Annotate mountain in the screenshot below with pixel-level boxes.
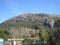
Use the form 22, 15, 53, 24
0, 13, 60, 38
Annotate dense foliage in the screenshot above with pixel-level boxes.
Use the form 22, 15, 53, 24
49, 19, 60, 45
0, 30, 10, 40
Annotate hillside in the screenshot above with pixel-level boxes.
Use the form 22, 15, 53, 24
0, 13, 60, 45
0, 13, 60, 38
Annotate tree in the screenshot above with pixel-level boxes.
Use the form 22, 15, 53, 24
49, 19, 60, 45
31, 25, 40, 36
54, 20, 60, 28
39, 26, 51, 45
0, 30, 10, 40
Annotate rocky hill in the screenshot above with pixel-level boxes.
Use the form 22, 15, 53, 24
0, 13, 60, 38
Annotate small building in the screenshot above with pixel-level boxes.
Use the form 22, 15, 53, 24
8, 38, 24, 45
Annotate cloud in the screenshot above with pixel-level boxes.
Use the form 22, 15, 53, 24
4, 0, 21, 14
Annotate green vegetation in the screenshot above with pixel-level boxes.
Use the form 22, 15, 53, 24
0, 30, 10, 40
49, 19, 60, 45
0, 13, 60, 45
39, 26, 51, 45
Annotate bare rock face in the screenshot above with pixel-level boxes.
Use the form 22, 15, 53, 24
43, 18, 55, 29
48, 19, 54, 29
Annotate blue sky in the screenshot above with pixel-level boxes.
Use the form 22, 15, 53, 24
0, 0, 60, 23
